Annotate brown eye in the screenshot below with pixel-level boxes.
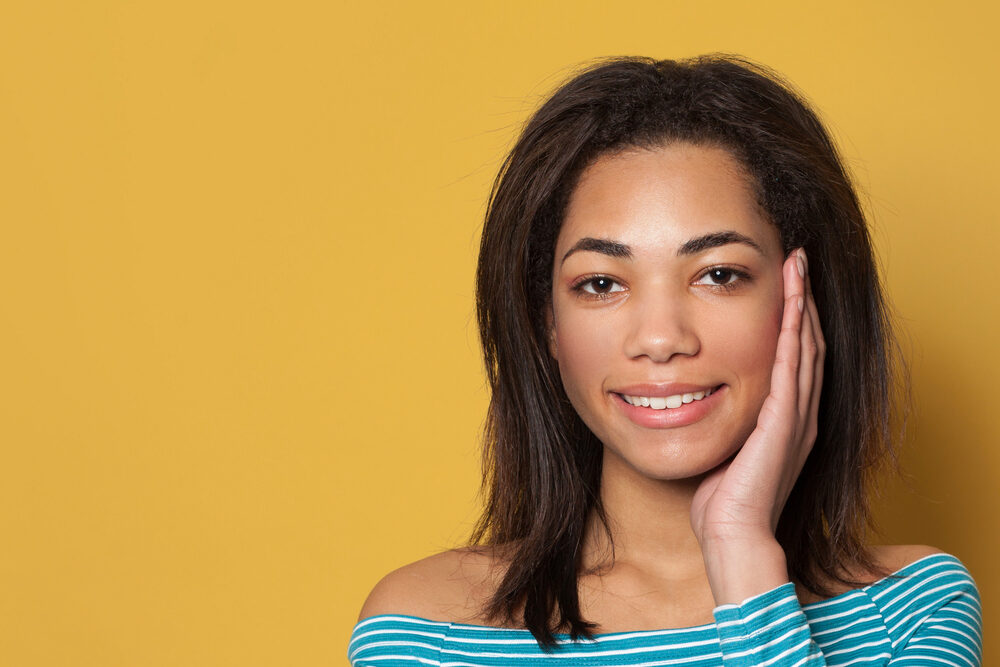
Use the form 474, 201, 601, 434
706, 268, 736, 285
576, 276, 624, 296
695, 266, 752, 291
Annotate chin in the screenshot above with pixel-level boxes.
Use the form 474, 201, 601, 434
607, 437, 742, 482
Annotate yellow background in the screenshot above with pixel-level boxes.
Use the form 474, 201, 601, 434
0, 1, 995, 664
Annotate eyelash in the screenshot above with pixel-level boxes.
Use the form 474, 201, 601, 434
570, 266, 753, 299
697, 266, 753, 291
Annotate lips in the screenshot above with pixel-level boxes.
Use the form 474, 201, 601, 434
619, 386, 715, 410
611, 384, 726, 428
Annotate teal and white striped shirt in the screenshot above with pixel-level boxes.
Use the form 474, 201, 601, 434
349, 552, 981, 666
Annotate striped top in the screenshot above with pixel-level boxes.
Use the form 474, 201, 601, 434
349, 552, 981, 666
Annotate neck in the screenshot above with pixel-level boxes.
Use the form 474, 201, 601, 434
581, 448, 707, 580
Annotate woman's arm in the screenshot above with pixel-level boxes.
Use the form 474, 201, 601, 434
690, 248, 821, 605
689, 253, 982, 664
711, 554, 982, 666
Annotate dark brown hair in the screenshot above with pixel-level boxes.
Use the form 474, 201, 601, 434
472, 54, 905, 649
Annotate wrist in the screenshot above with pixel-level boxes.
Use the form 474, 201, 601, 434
702, 536, 789, 606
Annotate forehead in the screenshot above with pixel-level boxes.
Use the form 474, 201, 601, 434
557, 143, 779, 258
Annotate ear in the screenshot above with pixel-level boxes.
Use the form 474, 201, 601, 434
545, 303, 558, 360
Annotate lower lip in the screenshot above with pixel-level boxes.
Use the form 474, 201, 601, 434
613, 385, 726, 428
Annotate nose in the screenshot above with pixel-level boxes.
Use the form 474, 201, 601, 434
623, 290, 701, 362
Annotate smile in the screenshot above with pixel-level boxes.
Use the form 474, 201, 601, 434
611, 384, 726, 428
620, 387, 715, 410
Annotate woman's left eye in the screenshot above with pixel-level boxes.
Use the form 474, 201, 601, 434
695, 267, 751, 289
574, 276, 625, 296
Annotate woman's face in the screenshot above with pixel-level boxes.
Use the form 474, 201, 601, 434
549, 142, 785, 480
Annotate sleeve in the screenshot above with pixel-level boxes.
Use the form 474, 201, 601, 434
713, 582, 826, 666
347, 616, 449, 667
884, 566, 983, 666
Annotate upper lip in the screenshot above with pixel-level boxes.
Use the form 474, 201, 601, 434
612, 383, 721, 397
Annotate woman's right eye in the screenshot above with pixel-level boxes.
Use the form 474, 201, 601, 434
574, 276, 625, 297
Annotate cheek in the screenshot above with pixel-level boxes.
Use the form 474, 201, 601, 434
743, 315, 781, 384
705, 294, 783, 391
551, 303, 620, 405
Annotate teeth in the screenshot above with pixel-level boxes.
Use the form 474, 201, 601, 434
623, 387, 716, 410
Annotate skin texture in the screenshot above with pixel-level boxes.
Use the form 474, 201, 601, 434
356, 143, 938, 631
550, 144, 786, 483
550, 142, 822, 605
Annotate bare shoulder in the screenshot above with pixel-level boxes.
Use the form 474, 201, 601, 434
797, 544, 943, 604
357, 546, 509, 624
869, 544, 944, 576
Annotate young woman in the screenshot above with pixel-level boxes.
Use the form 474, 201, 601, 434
349, 56, 982, 665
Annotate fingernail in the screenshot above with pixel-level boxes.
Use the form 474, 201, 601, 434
798, 296, 804, 312
795, 253, 805, 278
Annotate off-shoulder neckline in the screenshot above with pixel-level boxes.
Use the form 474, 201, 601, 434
354, 552, 962, 639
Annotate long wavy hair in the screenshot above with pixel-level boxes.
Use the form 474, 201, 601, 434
472, 55, 906, 649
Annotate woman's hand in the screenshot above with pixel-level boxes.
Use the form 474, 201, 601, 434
689, 247, 826, 604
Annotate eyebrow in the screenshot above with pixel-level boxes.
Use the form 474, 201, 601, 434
560, 230, 765, 265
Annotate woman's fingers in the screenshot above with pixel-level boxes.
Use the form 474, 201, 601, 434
803, 254, 825, 351
803, 255, 824, 443
754, 248, 806, 462
797, 259, 815, 424
769, 251, 805, 429
794, 250, 823, 470
696, 249, 823, 538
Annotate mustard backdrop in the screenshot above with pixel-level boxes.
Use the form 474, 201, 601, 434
0, 1, 995, 664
